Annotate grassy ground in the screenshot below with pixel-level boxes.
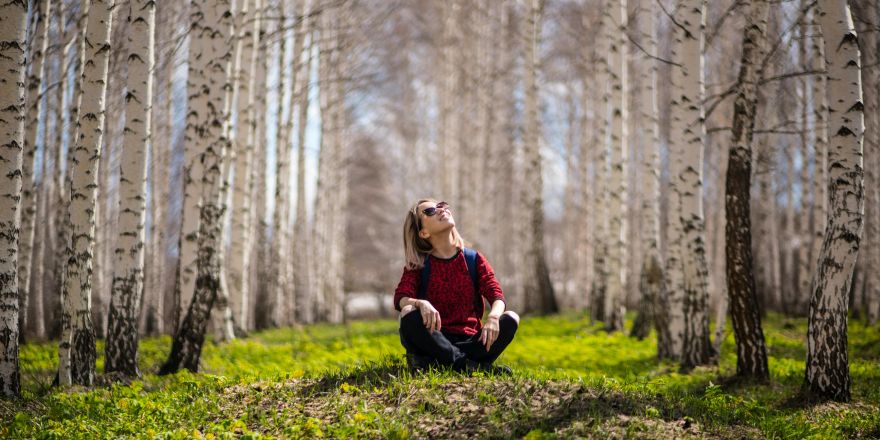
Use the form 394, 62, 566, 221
2, 313, 879, 439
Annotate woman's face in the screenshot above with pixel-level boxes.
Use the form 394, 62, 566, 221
417, 200, 455, 237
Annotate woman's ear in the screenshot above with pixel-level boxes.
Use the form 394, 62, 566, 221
419, 228, 430, 239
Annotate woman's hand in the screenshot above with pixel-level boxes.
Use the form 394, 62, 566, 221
480, 315, 501, 351
416, 300, 441, 333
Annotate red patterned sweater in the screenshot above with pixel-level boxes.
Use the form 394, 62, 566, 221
394, 249, 505, 336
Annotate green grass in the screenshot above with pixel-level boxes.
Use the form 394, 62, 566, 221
3, 313, 879, 439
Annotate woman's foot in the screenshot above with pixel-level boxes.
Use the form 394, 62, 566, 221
460, 359, 513, 376
405, 353, 433, 371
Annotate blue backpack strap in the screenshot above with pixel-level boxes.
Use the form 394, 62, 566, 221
417, 254, 431, 300
463, 247, 479, 293
463, 247, 486, 317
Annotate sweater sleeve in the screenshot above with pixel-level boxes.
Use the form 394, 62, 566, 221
393, 267, 420, 311
476, 252, 505, 304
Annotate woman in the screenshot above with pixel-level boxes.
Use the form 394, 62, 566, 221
394, 198, 519, 374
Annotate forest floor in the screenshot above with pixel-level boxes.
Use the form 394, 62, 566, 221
3, 312, 880, 439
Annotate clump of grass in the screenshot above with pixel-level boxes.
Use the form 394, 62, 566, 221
2, 313, 879, 438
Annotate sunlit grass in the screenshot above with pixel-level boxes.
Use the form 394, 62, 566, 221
3, 312, 879, 438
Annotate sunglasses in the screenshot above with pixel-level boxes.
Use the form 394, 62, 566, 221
421, 201, 450, 217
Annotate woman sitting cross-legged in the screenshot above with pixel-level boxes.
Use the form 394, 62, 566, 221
394, 198, 519, 375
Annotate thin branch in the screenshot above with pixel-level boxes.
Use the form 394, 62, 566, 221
655, 0, 688, 37
625, 31, 681, 67
759, 69, 826, 84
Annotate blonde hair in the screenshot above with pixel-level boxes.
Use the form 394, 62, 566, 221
403, 198, 465, 270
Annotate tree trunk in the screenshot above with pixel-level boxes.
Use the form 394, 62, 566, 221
724, 0, 770, 381
849, 0, 879, 325
794, 4, 813, 315
175, 1, 209, 336
228, 0, 260, 335
292, 24, 313, 325
105, 0, 154, 378
604, 0, 627, 332
804, 0, 864, 402
161, 0, 234, 375
271, 0, 290, 328
590, 8, 609, 321
18, 0, 52, 343
249, 0, 270, 331
0, 0, 28, 398
521, 0, 556, 316
809, 8, 828, 320
631, 0, 669, 353
58, 0, 114, 387
673, 0, 712, 369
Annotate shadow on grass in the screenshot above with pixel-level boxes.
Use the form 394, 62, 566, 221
298, 356, 411, 396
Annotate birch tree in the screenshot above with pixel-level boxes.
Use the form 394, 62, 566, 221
849, 0, 878, 325
604, 0, 627, 332
521, 0, 556, 315
175, 2, 209, 336
58, 0, 114, 387
0, 0, 28, 398
804, 0, 865, 402
724, 0, 770, 380
229, 0, 261, 335
293, 22, 314, 325
105, 0, 155, 378
631, 0, 670, 355
161, 0, 234, 374
19, 0, 52, 340
809, 10, 828, 319
591, 5, 609, 322
671, 0, 712, 368
271, 0, 291, 328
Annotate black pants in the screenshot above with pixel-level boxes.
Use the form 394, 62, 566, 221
398, 310, 518, 369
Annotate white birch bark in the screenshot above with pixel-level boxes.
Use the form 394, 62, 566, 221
849, 0, 878, 324
632, 0, 670, 355
175, 2, 209, 335
292, 22, 314, 324
105, 0, 154, 377
576, 75, 593, 312
326, 1, 348, 324
724, 0, 770, 380
604, 0, 627, 332
521, 0, 556, 315
249, 0, 270, 330
0, 0, 28, 398
665, 6, 687, 360
673, 0, 712, 368
783, 141, 797, 311
590, 7, 609, 320
19, 0, 52, 339
58, 0, 114, 387
229, 0, 261, 334
271, 0, 290, 328
438, 0, 460, 202
809, 13, 828, 316
161, 0, 234, 374
561, 92, 577, 303
866, 30, 880, 327
795, 10, 812, 314
311, 5, 333, 322
805, 0, 864, 402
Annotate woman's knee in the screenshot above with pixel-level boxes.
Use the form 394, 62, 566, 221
400, 304, 418, 318
502, 310, 520, 325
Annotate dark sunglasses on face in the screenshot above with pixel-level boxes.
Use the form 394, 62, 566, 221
422, 201, 450, 217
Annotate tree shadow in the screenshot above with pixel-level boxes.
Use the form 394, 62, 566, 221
297, 356, 412, 396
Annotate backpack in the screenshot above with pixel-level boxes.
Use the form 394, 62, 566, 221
417, 247, 483, 313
